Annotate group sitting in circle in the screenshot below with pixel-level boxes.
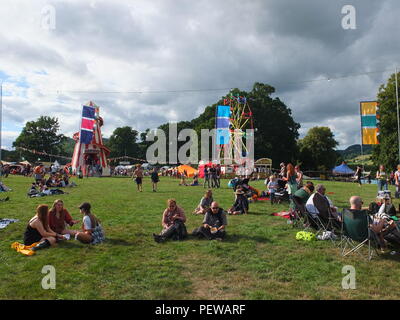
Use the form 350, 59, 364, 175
154, 198, 228, 243
23, 200, 105, 251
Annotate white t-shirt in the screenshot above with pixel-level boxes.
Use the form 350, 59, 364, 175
83, 215, 93, 230
306, 193, 334, 215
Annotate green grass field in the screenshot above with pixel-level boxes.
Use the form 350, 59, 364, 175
1, 175, 400, 300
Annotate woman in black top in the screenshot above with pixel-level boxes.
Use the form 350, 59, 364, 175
24, 204, 61, 251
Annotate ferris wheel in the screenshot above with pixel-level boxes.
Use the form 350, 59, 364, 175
215, 93, 254, 165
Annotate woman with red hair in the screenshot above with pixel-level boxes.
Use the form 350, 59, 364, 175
285, 163, 298, 196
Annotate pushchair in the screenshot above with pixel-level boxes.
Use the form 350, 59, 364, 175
273, 179, 289, 204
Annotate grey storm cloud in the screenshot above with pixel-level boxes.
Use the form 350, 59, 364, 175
0, 0, 399, 150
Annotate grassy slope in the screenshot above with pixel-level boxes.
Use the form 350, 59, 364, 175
0, 175, 400, 300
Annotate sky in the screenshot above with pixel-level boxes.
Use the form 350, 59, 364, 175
0, 0, 399, 151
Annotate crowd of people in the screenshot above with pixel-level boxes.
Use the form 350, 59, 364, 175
27, 164, 77, 198
4, 159, 400, 255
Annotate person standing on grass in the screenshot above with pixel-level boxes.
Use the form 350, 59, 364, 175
285, 163, 298, 198
210, 165, 218, 188
355, 166, 363, 187
192, 201, 227, 241
394, 165, 400, 198
151, 168, 160, 192
33, 164, 45, 184
24, 204, 63, 251
133, 164, 144, 192
203, 165, 211, 188
376, 165, 388, 192
75, 202, 105, 244
279, 162, 286, 179
295, 165, 303, 189
48, 199, 80, 237
216, 164, 221, 188
153, 199, 187, 243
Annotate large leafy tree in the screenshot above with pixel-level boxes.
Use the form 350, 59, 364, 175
298, 126, 339, 171
249, 82, 300, 164
372, 72, 400, 170
155, 82, 300, 166
107, 126, 140, 158
13, 116, 66, 162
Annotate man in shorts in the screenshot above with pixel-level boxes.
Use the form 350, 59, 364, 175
133, 164, 144, 192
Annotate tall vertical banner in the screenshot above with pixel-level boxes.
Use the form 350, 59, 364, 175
360, 101, 379, 145
80, 105, 96, 144
216, 105, 231, 145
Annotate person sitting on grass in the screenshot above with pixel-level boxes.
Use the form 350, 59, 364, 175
192, 201, 227, 241
193, 189, 213, 215
179, 170, 188, 186
151, 168, 160, 192
75, 202, 105, 245
153, 199, 187, 243
228, 189, 249, 215
46, 175, 61, 188
23, 204, 64, 251
48, 199, 79, 237
190, 173, 199, 186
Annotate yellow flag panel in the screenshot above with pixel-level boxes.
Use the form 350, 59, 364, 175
362, 128, 379, 145
360, 101, 378, 115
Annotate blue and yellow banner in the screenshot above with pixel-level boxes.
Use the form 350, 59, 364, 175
360, 101, 379, 145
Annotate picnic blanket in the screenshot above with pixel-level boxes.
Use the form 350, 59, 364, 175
271, 211, 290, 219
0, 219, 19, 229
11, 242, 40, 256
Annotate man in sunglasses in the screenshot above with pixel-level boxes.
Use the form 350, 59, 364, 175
192, 201, 227, 240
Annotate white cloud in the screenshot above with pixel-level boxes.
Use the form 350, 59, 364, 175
0, 0, 397, 151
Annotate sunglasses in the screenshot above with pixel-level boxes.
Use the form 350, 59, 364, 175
211, 207, 219, 209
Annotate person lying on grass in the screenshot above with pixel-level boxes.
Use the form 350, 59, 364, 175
23, 204, 66, 251
153, 199, 187, 243
75, 202, 105, 245
228, 189, 249, 215
193, 189, 213, 215
48, 199, 80, 237
192, 201, 227, 241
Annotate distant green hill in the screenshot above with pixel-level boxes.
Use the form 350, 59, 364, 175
337, 144, 372, 160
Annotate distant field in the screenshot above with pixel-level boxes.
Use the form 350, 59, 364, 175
0, 175, 399, 300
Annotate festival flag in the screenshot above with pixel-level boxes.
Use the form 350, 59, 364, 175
216, 105, 231, 145
80, 105, 96, 144
360, 101, 379, 145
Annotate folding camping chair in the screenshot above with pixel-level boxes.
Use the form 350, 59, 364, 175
340, 209, 381, 260
289, 196, 308, 229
